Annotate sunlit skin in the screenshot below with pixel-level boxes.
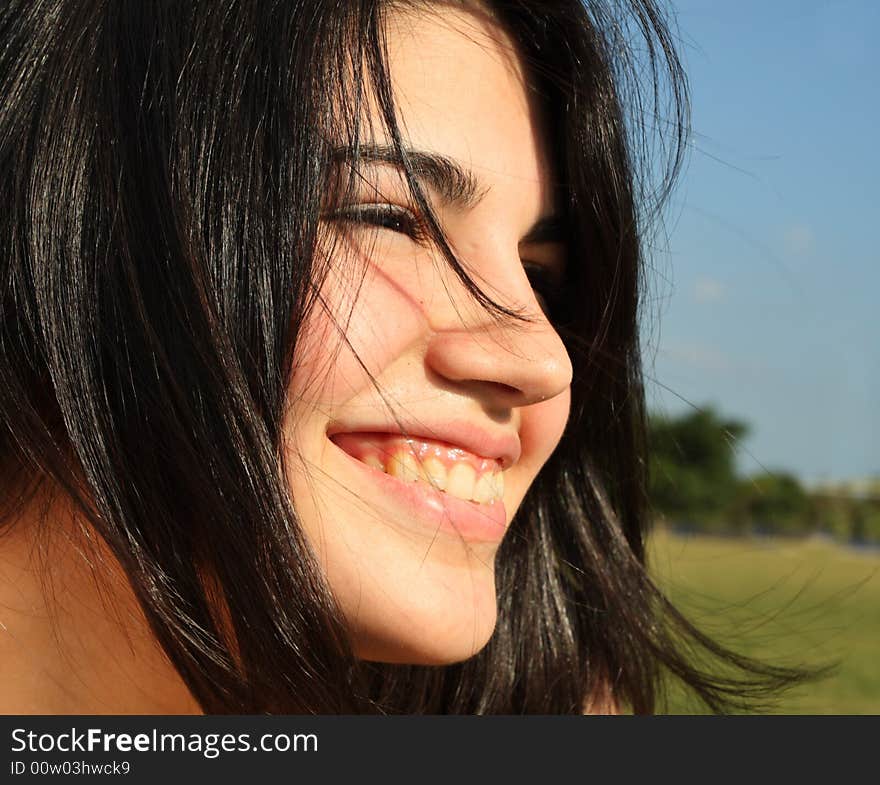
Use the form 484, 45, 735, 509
0, 4, 573, 711
283, 5, 572, 664
0, 491, 201, 713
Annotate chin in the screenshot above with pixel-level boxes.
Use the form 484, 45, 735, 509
349, 571, 500, 666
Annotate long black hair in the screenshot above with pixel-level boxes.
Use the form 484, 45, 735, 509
0, 0, 812, 713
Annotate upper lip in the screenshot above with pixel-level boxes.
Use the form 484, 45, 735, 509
326, 418, 521, 470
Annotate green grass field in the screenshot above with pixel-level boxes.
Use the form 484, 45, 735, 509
647, 528, 880, 714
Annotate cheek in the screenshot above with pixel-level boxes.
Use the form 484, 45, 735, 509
287, 259, 427, 406
502, 389, 569, 518
519, 387, 571, 469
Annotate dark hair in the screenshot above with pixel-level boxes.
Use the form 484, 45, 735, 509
0, 0, 813, 713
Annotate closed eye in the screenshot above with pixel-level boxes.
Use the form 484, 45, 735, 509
326, 203, 426, 243
328, 203, 570, 321
522, 261, 563, 316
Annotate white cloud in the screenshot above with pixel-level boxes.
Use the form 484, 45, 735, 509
658, 340, 772, 378
661, 340, 732, 373
783, 223, 815, 257
692, 277, 725, 304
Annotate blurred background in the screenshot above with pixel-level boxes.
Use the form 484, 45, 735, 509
643, 0, 879, 713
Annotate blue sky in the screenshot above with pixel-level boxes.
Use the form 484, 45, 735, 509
644, 0, 879, 482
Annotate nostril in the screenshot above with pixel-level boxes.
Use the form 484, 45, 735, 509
495, 382, 520, 397
484, 380, 552, 408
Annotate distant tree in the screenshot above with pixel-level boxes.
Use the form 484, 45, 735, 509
810, 493, 856, 542
648, 407, 747, 526
851, 501, 880, 545
648, 407, 873, 540
738, 472, 809, 535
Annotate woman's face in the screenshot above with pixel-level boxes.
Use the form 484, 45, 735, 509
283, 4, 572, 664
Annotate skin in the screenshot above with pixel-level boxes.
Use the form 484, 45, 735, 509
283, 5, 572, 664
0, 489, 201, 713
0, 4, 572, 710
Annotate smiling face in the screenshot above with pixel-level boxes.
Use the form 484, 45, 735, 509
282, 3, 573, 664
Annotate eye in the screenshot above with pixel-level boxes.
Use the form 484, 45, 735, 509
522, 261, 565, 318
327, 203, 426, 243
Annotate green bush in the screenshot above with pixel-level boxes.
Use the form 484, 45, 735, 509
647, 406, 877, 541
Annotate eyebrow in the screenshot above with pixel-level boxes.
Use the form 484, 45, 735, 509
330, 143, 566, 246
330, 143, 487, 209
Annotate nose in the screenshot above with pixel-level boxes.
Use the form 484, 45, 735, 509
423, 297, 573, 409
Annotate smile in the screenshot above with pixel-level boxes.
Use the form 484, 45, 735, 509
330, 432, 504, 505
327, 430, 510, 543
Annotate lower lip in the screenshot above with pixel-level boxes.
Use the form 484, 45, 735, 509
327, 438, 509, 544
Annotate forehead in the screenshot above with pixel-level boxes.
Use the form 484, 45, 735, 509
376, 4, 552, 205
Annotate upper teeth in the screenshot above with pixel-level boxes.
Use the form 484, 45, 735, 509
367, 447, 504, 505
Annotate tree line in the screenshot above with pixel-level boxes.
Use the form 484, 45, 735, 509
648, 407, 880, 544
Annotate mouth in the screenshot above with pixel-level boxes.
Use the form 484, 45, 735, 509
327, 431, 509, 543
329, 432, 504, 505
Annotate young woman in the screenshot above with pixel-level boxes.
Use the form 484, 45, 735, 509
0, 0, 807, 713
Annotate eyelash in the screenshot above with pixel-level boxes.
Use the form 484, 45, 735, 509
331, 203, 427, 243
329, 202, 567, 319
